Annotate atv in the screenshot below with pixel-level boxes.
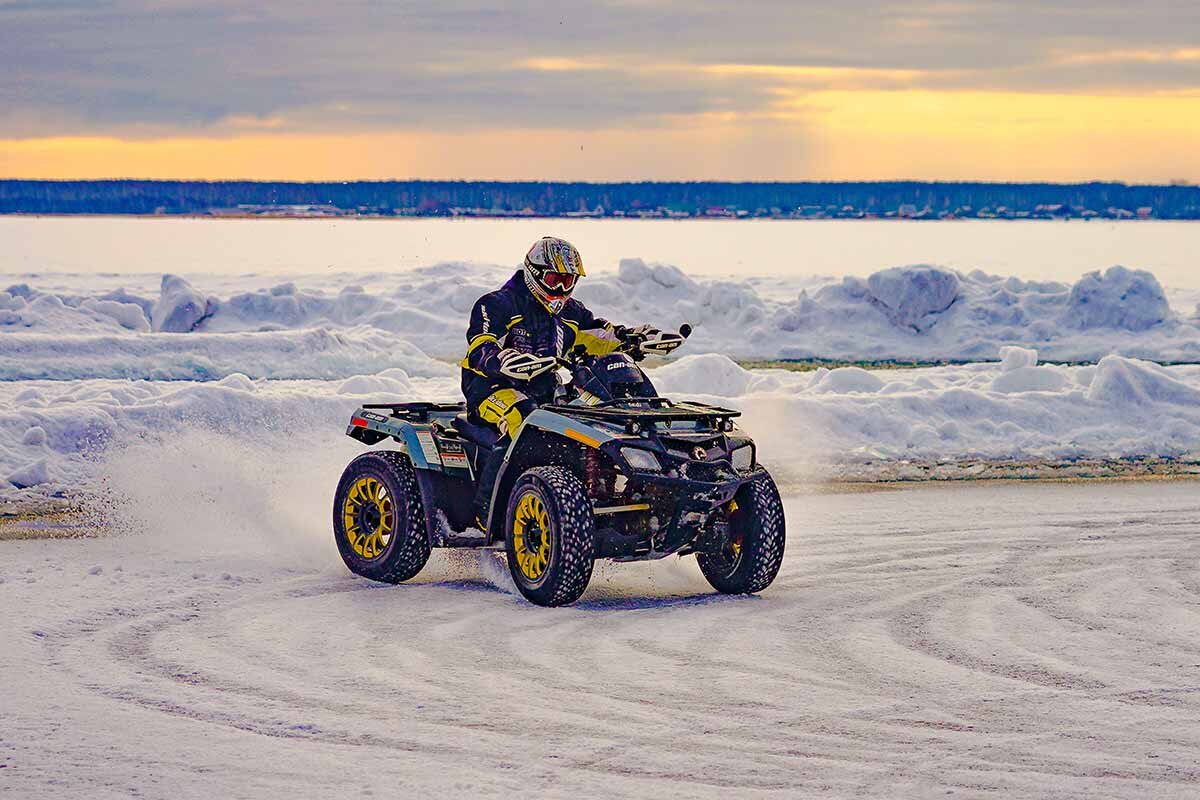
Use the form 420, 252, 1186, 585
333, 326, 786, 606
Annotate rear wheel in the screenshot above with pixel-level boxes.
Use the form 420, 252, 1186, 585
333, 450, 430, 583
505, 466, 595, 607
697, 471, 786, 595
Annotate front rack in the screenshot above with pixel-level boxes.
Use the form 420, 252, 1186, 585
552, 399, 740, 424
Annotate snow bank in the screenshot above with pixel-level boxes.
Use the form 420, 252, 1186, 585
648, 353, 1200, 485
3, 261, 1200, 499
5, 262, 1200, 365
0, 328, 455, 381
5, 353, 1200, 500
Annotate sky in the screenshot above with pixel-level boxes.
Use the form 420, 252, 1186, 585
1, 0, 1198, 182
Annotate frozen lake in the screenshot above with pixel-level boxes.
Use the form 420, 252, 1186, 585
5, 479, 1200, 798
4, 216, 1200, 288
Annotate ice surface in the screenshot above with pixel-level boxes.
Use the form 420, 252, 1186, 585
5, 480, 1200, 798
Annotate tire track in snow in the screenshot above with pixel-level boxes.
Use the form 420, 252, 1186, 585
7, 481, 1200, 797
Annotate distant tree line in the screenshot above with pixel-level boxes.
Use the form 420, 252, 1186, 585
2, 179, 1199, 219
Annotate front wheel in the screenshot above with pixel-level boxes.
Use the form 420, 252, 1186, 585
504, 466, 595, 606
697, 472, 786, 595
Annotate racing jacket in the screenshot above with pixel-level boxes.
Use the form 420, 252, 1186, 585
461, 270, 622, 408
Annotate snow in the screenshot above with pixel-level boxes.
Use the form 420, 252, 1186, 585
6, 457, 53, 489
5, 480, 1200, 797
998, 344, 1039, 370
1068, 265, 1170, 332
2, 352, 1199, 499
151, 273, 215, 332
866, 265, 960, 331
1, 221, 1198, 500
1087, 354, 1200, 407
6, 261, 1200, 363
0, 327, 454, 381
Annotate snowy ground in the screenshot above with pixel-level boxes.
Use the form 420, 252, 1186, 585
4, 480, 1200, 798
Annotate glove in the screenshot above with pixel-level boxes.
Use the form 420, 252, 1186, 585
615, 324, 662, 340
640, 332, 685, 356
635, 326, 686, 356
498, 349, 557, 381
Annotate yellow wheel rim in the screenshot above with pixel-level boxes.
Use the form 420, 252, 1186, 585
512, 492, 552, 582
726, 500, 743, 562
342, 476, 394, 560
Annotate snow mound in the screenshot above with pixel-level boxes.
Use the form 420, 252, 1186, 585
337, 371, 414, 396
1068, 266, 1169, 332
810, 367, 885, 394
8, 458, 54, 489
866, 266, 960, 331
1087, 354, 1200, 406
21, 425, 48, 446
650, 354, 755, 397
999, 345, 1038, 371
152, 274, 215, 332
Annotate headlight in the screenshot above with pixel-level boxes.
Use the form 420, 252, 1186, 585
731, 444, 755, 472
620, 447, 662, 471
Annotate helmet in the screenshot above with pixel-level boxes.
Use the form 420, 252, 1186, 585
523, 236, 585, 314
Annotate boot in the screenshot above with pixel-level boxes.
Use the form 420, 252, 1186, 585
472, 446, 506, 529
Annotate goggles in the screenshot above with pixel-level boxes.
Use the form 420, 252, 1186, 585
537, 271, 578, 292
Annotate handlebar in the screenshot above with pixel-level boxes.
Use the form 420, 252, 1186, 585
556, 324, 692, 370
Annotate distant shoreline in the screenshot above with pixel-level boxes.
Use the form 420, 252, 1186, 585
0, 212, 1190, 222
4, 179, 1198, 220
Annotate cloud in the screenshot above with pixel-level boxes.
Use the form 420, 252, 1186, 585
1, 0, 1197, 140
0, 0, 1198, 181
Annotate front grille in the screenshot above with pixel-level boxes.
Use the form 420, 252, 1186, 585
678, 460, 730, 483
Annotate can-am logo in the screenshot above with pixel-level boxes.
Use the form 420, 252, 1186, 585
606, 361, 629, 371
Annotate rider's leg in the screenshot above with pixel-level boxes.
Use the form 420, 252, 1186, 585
471, 389, 535, 526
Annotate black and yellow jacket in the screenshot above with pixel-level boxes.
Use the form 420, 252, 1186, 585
461, 270, 622, 407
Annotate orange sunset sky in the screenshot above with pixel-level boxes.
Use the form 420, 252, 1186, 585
2, 2, 1198, 182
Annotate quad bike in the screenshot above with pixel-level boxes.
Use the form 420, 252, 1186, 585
333, 326, 785, 606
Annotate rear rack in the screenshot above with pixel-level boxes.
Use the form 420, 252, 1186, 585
361, 402, 466, 422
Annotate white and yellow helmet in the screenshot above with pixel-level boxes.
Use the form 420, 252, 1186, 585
523, 236, 585, 314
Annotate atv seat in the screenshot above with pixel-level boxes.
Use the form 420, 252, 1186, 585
452, 413, 501, 448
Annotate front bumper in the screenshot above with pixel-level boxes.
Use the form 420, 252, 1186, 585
610, 466, 766, 559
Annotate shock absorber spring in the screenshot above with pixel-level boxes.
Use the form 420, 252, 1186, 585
583, 448, 600, 495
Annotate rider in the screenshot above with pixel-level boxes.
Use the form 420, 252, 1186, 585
462, 236, 682, 526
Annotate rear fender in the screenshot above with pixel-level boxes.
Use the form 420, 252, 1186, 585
346, 409, 450, 545
347, 409, 443, 472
